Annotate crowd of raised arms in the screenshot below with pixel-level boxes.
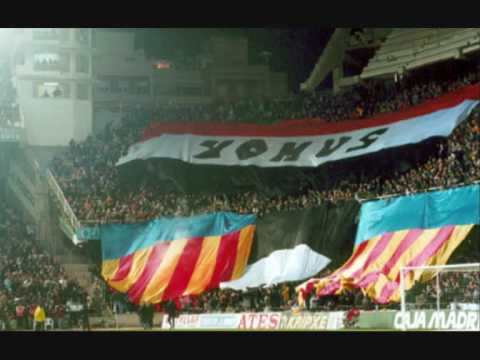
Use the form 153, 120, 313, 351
51, 65, 480, 224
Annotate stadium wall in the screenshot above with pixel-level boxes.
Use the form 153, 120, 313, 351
157, 310, 479, 330
15, 80, 93, 146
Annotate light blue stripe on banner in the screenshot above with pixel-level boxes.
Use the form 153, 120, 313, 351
355, 184, 480, 246
100, 212, 256, 261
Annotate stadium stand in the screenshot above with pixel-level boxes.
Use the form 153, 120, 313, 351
362, 28, 480, 79
1, 30, 479, 330
44, 58, 480, 322
49, 64, 479, 224
0, 205, 97, 330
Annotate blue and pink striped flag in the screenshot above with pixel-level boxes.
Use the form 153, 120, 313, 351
298, 184, 479, 304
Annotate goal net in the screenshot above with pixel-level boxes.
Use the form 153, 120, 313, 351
398, 263, 480, 331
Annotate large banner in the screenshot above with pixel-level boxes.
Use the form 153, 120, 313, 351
78, 201, 360, 291
220, 202, 358, 290
298, 184, 480, 304
117, 84, 479, 168
100, 213, 256, 304
355, 183, 480, 246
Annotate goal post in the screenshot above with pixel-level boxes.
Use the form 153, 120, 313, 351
399, 263, 480, 331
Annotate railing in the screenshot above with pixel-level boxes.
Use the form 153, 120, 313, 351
46, 168, 81, 233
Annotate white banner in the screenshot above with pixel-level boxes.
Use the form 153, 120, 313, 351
277, 312, 344, 330
162, 313, 239, 330
161, 313, 202, 329
220, 245, 331, 291
199, 313, 242, 329
161, 311, 345, 330
237, 312, 282, 330
451, 303, 480, 311
394, 310, 480, 331
118, 100, 478, 168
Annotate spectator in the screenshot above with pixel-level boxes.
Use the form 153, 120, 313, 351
0, 203, 90, 331
33, 303, 46, 331
164, 299, 178, 329
15, 300, 27, 330
81, 295, 90, 331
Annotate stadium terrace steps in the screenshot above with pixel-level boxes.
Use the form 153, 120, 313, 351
62, 263, 95, 293
362, 28, 480, 79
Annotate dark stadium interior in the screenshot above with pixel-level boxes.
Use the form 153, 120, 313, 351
0, 28, 479, 331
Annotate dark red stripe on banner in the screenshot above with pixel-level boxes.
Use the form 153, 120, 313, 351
317, 279, 341, 296
376, 229, 423, 277
206, 231, 240, 291
349, 232, 394, 280
333, 239, 371, 275
127, 242, 171, 304
356, 229, 423, 288
111, 253, 134, 282
317, 235, 389, 297
160, 237, 204, 301
377, 226, 455, 303
397, 226, 455, 276
141, 84, 479, 140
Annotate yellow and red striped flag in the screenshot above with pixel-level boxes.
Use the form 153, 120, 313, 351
100, 213, 255, 304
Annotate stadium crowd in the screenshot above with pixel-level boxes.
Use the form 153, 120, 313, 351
104, 272, 391, 316
99, 266, 384, 316
42, 60, 480, 321
150, 252, 479, 315
0, 36, 477, 331
179, 280, 376, 313
0, 206, 91, 330
421, 271, 480, 309
100, 246, 479, 317
407, 252, 480, 310
150, 63, 478, 124
50, 67, 480, 224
